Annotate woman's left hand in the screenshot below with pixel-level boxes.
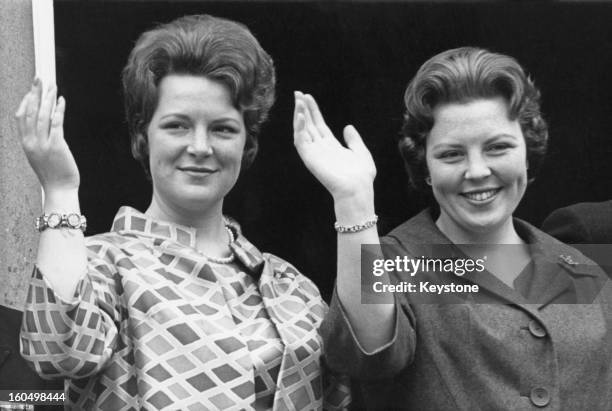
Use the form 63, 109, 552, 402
293, 92, 376, 203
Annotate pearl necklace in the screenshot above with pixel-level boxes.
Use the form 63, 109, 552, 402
204, 225, 236, 264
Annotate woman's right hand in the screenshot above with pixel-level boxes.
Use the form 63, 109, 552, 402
15, 79, 79, 195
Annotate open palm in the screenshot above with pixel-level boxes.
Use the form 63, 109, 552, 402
293, 92, 376, 201
15, 80, 80, 194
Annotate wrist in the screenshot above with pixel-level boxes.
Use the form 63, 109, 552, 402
43, 188, 81, 214
333, 189, 375, 226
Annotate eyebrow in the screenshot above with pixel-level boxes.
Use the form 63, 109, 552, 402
210, 117, 243, 124
430, 133, 519, 151
159, 113, 190, 121
158, 113, 242, 123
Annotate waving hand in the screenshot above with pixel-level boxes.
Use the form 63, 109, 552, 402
293, 91, 376, 202
293, 92, 394, 351
15, 79, 80, 194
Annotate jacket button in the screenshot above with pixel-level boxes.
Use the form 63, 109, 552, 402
530, 387, 550, 407
528, 320, 547, 338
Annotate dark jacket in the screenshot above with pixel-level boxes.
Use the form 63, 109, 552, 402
542, 200, 612, 244
322, 209, 612, 411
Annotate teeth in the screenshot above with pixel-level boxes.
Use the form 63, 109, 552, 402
464, 189, 498, 201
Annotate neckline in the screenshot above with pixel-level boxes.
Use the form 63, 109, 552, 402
109, 206, 268, 273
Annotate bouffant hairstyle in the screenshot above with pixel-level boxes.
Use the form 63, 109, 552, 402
399, 47, 548, 192
122, 14, 276, 177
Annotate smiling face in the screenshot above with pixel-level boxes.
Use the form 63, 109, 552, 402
425, 97, 528, 240
146, 74, 246, 216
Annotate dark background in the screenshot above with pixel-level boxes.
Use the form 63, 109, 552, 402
55, 1, 612, 301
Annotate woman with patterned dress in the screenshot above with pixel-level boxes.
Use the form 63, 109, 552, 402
16, 15, 349, 410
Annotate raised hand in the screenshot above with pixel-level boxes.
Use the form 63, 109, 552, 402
15, 79, 79, 195
294, 93, 392, 350
293, 91, 376, 202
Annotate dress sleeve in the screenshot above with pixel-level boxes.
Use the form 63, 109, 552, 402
320, 232, 419, 380
20, 246, 122, 380
320, 285, 415, 380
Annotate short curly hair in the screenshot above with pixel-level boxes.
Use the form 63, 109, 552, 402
399, 47, 548, 192
122, 14, 276, 178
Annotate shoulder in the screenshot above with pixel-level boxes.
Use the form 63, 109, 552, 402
84, 232, 119, 256
524, 220, 612, 300
84, 231, 149, 275
261, 253, 324, 301
518, 217, 576, 250
260, 253, 328, 326
84, 231, 137, 254
231, 222, 322, 299
383, 208, 450, 249
518, 218, 606, 271
262, 252, 302, 279
227, 221, 325, 304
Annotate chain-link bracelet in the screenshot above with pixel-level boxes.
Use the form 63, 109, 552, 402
334, 215, 378, 233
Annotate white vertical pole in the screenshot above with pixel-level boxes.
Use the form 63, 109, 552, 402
31, 0, 56, 205
31, 0, 56, 86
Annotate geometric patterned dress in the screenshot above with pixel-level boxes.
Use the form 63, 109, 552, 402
20, 207, 350, 410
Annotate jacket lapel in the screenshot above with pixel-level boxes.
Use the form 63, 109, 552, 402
463, 269, 530, 304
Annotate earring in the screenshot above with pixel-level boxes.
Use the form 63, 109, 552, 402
425, 176, 432, 186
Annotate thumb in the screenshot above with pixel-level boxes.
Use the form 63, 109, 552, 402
342, 125, 367, 153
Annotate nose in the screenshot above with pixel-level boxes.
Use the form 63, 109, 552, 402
464, 152, 491, 180
186, 127, 213, 157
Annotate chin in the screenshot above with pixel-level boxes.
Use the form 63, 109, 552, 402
464, 221, 500, 234
181, 186, 221, 201
462, 213, 509, 234
171, 192, 217, 212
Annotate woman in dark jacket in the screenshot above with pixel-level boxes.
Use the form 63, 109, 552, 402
293, 47, 612, 410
